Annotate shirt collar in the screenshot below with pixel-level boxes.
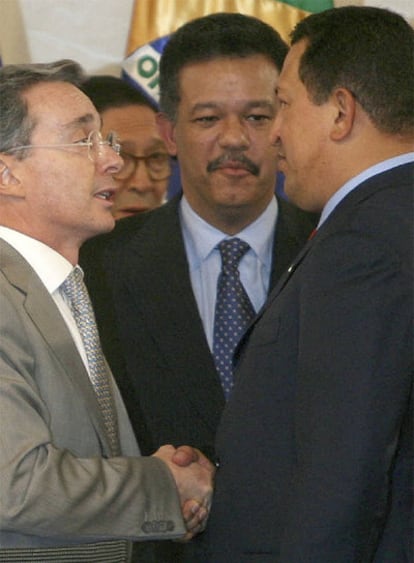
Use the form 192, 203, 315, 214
319, 152, 414, 227
180, 195, 278, 270
0, 227, 73, 294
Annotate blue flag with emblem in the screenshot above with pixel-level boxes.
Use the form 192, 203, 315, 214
122, 0, 333, 108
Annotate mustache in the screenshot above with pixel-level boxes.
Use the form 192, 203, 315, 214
207, 153, 260, 176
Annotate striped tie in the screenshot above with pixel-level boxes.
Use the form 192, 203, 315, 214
61, 267, 120, 456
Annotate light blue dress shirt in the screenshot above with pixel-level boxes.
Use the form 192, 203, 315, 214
180, 196, 278, 350
318, 153, 414, 228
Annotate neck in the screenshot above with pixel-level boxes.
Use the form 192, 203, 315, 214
184, 195, 273, 236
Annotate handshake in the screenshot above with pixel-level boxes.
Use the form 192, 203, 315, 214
153, 445, 215, 540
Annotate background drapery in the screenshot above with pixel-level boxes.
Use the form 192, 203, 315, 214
0, 1, 411, 75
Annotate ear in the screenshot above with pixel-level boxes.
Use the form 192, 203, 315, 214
0, 158, 23, 195
329, 88, 356, 142
156, 113, 178, 156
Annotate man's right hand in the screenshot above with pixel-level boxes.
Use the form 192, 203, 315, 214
152, 445, 215, 538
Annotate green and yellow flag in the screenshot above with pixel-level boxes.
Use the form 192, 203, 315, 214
122, 0, 334, 106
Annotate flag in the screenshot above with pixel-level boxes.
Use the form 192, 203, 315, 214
122, 0, 334, 107
281, 0, 333, 12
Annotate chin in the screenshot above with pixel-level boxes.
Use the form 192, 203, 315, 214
283, 180, 300, 203
285, 186, 317, 213
216, 187, 252, 205
91, 215, 116, 236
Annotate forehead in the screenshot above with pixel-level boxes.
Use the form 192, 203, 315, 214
278, 41, 306, 93
24, 81, 100, 134
101, 104, 158, 135
178, 55, 279, 100
101, 104, 164, 152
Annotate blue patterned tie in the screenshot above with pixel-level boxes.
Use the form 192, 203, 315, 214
61, 267, 120, 456
213, 238, 256, 399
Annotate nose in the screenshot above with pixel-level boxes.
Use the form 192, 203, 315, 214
126, 159, 155, 193
218, 116, 249, 150
96, 144, 124, 176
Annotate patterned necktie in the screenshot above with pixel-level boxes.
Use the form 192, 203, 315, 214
213, 238, 256, 399
61, 267, 120, 456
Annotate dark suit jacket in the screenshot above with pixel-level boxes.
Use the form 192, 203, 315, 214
192, 164, 413, 562
81, 195, 317, 460
81, 194, 316, 562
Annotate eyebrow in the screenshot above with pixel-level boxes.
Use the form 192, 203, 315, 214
120, 139, 167, 153
190, 102, 219, 114
190, 100, 275, 115
245, 100, 275, 110
63, 113, 99, 131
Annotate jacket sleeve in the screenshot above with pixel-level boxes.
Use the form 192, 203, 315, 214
0, 275, 186, 544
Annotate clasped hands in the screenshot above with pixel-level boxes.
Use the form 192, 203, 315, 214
153, 445, 215, 540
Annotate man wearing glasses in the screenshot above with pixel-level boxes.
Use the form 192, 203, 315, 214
0, 60, 213, 561
81, 75, 171, 220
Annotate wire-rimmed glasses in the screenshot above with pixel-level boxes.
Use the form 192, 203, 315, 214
114, 151, 171, 181
4, 130, 121, 162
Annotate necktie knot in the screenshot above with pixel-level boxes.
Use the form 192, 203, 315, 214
218, 238, 250, 274
61, 267, 87, 312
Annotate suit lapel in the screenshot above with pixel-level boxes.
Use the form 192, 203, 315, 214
269, 160, 414, 303
236, 233, 314, 360
1, 241, 112, 453
136, 197, 316, 409
242, 164, 414, 344
267, 235, 314, 305
123, 199, 225, 430
269, 197, 318, 290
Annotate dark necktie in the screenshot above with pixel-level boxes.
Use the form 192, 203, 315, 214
213, 238, 256, 399
61, 267, 120, 456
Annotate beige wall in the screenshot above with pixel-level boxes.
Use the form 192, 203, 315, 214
0, 0, 413, 75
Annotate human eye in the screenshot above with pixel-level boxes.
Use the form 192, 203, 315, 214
275, 91, 289, 110
246, 113, 272, 123
148, 152, 169, 168
275, 86, 289, 107
192, 113, 220, 127
119, 151, 133, 164
245, 110, 274, 128
149, 152, 168, 161
73, 136, 90, 146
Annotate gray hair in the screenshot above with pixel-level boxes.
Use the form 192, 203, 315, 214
0, 60, 86, 158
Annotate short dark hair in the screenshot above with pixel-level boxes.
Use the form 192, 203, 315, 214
291, 6, 414, 136
159, 12, 288, 120
81, 75, 158, 114
0, 59, 86, 158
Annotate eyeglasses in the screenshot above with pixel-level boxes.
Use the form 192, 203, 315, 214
4, 130, 121, 162
114, 151, 171, 181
